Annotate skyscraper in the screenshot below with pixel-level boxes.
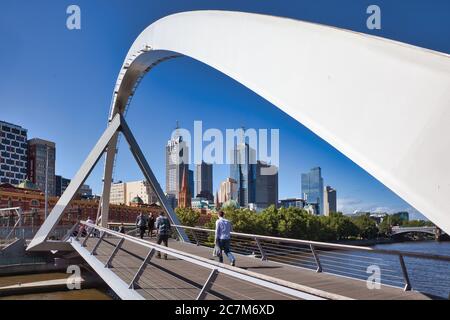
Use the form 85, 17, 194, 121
27, 138, 56, 196
324, 185, 337, 215
255, 161, 278, 209
301, 167, 324, 215
165, 132, 189, 205
195, 161, 213, 200
55, 175, 71, 197
188, 169, 194, 200
230, 143, 256, 207
0, 121, 28, 185
219, 178, 238, 203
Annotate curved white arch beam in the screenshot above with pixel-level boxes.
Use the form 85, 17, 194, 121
108, 11, 450, 233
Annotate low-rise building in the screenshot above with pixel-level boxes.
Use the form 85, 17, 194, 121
278, 198, 306, 209
110, 180, 158, 206
0, 183, 161, 227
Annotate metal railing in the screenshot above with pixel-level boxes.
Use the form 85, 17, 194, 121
71, 221, 350, 300
169, 224, 450, 296
0, 207, 23, 242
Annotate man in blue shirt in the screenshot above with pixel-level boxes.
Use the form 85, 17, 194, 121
155, 211, 171, 259
215, 211, 236, 266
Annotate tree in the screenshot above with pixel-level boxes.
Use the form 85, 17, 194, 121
352, 215, 378, 239
175, 207, 200, 227
222, 207, 263, 234
402, 220, 434, 227
322, 212, 359, 241
258, 205, 280, 236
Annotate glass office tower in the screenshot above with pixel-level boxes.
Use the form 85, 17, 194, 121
230, 143, 256, 207
301, 167, 324, 215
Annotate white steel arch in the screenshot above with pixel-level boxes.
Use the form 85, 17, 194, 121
104, 10, 450, 233
28, 10, 450, 250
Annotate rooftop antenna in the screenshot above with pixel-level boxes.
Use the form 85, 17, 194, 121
175, 120, 180, 139
239, 123, 245, 144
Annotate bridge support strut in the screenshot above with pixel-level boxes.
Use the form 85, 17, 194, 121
27, 113, 188, 251
197, 268, 219, 300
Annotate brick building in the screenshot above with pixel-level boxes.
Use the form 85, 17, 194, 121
0, 183, 162, 227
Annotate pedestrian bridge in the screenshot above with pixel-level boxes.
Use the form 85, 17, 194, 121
62, 221, 450, 300
20, 10, 450, 300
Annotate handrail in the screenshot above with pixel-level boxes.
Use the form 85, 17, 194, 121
0, 207, 22, 212
0, 207, 23, 241
171, 224, 450, 263
76, 221, 351, 300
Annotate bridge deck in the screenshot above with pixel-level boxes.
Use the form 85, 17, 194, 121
82, 237, 431, 300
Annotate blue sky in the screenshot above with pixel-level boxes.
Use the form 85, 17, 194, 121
1, 0, 449, 218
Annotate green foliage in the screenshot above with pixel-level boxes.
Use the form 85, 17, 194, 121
402, 220, 434, 227
351, 214, 378, 239
195, 206, 433, 242
322, 212, 359, 241
258, 205, 282, 236
203, 207, 360, 241
175, 207, 200, 227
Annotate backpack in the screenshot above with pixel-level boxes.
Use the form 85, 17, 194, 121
158, 216, 171, 234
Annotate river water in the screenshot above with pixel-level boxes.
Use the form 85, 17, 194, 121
269, 240, 450, 299
372, 241, 450, 299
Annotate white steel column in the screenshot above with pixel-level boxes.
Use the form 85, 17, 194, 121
27, 115, 122, 250
99, 131, 119, 227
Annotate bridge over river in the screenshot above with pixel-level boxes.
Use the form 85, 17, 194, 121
13, 10, 450, 301
57, 221, 449, 300
391, 226, 445, 236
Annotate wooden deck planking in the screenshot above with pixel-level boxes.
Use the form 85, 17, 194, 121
84, 238, 295, 300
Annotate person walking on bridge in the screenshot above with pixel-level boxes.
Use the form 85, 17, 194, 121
215, 211, 236, 266
155, 211, 171, 259
148, 212, 155, 238
135, 212, 147, 239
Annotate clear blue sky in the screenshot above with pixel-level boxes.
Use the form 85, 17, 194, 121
1, 0, 449, 219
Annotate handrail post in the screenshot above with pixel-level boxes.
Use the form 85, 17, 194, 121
310, 244, 323, 273
129, 248, 155, 289
82, 226, 95, 247
192, 230, 200, 246
105, 238, 125, 268
91, 231, 106, 256
63, 222, 79, 242
255, 237, 267, 261
398, 254, 412, 291
196, 269, 219, 300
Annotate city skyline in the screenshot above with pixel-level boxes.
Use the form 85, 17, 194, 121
1, 1, 446, 219
0, 117, 426, 217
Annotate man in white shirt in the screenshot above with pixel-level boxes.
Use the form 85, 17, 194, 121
215, 211, 236, 266
84, 217, 94, 237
